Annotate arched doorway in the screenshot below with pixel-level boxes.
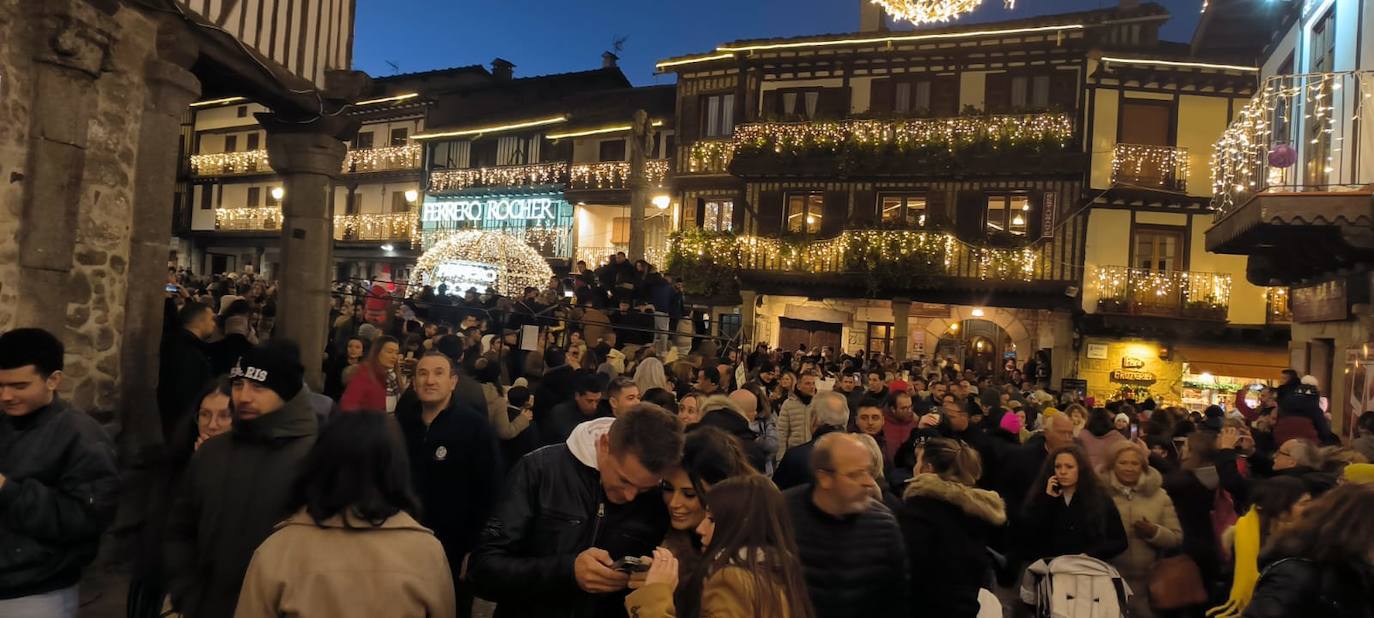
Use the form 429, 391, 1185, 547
935, 319, 1017, 378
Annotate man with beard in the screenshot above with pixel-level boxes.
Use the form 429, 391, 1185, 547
778, 370, 820, 457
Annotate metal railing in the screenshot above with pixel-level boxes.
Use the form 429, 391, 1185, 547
214, 206, 281, 231
568, 161, 669, 190
1093, 265, 1231, 320
333, 212, 418, 241
344, 144, 421, 173
1212, 71, 1374, 217
573, 245, 668, 268
428, 159, 672, 193
687, 139, 735, 174
191, 150, 270, 176
1113, 143, 1189, 192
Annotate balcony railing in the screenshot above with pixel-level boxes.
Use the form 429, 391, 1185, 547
1112, 143, 1189, 192
568, 161, 669, 190
1093, 265, 1232, 321
688, 139, 735, 174
575, 245, 668, 268
333, 212, 418, 241
1212, 71, 1374, 217
215, 207, 281, 231
428, 160, 671, 193
191, 150, 270, 176
344, 144, 421, 173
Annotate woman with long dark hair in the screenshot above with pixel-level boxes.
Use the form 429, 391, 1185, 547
339, 335, 406, 413
1245, 483, 1374, 617
659, 427, 757, 584
627, 475, 815, 618
234, 412, 454, 617
1018, 445, 1128, 563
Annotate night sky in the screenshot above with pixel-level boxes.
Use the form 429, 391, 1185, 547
353, 1, 1206, 85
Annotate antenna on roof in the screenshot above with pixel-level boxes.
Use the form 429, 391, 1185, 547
611, 35, 628, 54
384, 60, 399, 75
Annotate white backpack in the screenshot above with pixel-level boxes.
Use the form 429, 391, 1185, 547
1019, 555, 1131, 618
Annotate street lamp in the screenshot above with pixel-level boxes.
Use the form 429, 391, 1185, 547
652, 194, 671, 209
404, 189, 419, 203
270, 187, 284, 201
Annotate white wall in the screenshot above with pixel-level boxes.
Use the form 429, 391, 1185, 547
575, 203, 627, 249
193, 103, 267, 132
354, 118, 424, 147
959, 71, 987, 111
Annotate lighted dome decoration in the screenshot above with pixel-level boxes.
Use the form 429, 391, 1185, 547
872, 0, 1015, 25
411, 230, 553, 297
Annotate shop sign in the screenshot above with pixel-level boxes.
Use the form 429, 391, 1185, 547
1292, 280, 1348, 323
1086, 343, 1108, 360
1121, 356, 1146, 369
422, 197, 558, 226
433, 259, 499, 293
1111, 369, 1156, 382
1041, 192, 1057, 239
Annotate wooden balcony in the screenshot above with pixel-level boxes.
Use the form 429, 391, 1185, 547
214, 207, 281, 231
343, 144, 421, 173
1112, 143, 1188, 193
1092, 265, 1231, 321
214, 208, 417, 242
428, 160, 670, 193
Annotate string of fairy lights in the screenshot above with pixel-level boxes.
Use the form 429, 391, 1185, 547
411, 230, 554, 297
216, 207, 418, 244
215, 207, 281, 231
191, 150, 270, 176
429, 161, 670, 192
567, 161, 670, 189
1091, 265, 1232, 311
670, 229, 1040, 282
1111, 144, 1190, 192
872, 0, 1016, 25
1211, 71, 1371, 215
343, 144, 421, 173
688, 113, 1074, 172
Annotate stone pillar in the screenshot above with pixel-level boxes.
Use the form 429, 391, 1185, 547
892, 298, 911, 361
119, 16, 201, 456
627, 110, 652, 261
739, 290, 758, 346
14, 0, 114, 333
262, 120, 349, 390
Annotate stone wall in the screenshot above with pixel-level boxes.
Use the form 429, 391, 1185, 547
0, 0, 32, 331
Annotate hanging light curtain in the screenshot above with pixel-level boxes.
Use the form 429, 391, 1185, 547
871, 0, 985, 25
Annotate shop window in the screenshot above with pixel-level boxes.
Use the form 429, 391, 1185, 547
867, 323, 894, 357
223, 134, 238, 153
354, 131, 375, 149
702, 199, 734, 232
246, 187, 260, 208
701, 93, 735, 138
599, 139, 627, 162
611, 217, 631, 244
985, 193, 1030, 236
390, 127, 409, 146
879, 193, 927, 228
785, 192, 824, 237
718, 313, 741, 340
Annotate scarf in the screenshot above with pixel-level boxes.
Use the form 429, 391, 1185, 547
1206, 510, 1261, 618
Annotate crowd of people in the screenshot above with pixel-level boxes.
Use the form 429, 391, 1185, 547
2, 252, 1374, 617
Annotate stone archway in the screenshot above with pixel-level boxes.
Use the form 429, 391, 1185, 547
923, 306, 1034, 369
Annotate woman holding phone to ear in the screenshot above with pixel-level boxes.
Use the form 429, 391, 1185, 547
1018, 446, 1128, 564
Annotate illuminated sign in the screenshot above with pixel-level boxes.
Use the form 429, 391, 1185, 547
422, 197, 557, 225
433, 260, 500, 292
1111, 369, 1156, 382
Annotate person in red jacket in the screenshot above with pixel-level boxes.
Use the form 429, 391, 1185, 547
340, 335, 406, 413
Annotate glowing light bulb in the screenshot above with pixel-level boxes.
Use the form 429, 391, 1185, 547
270, 187, 284, 201
404, 190, 419, 203
652, 194, 671, 209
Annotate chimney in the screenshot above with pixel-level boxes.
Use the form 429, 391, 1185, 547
860, 0, 886, 33
491, 58, 514, 80
602, 51, 619, 69
1119, 0, 1140, 8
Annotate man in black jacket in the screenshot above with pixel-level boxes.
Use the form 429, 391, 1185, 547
396, 352, 503, 618
469, 404, 684, 618
158, 301, 216, 440
784, 432, 910, 618
541, 374, 610, 446
164, 341, 318, 618
774, 391, 850, 490
0, 328, 119, 616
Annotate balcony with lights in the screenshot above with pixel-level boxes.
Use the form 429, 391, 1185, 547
343, 144, 422, 174
1207, 71, 1374, 283
708, 113, 1083, 179
1111, 143, 1189, 193
212, 207, 417, 243
427, 160, 670, 198
1092, 265, 1232, 321
667, 228, 1081, 307
191, 150, 271, 177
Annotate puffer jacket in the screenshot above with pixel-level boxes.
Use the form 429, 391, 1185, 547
468, 418, 669, 618
234, 510, 455, 618
783, 485, 910, 617
776, 393, 813, 459
625, 566, 797, 618
900, 473, 1007, 618
1103, 465, 1183, 618
1244, 557, 1374, 618
0, 398, 119, 599
164, 390, 319, 618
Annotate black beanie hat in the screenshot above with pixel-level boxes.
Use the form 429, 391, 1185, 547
231, 341, 304, 401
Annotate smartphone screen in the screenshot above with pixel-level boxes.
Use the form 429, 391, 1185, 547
1130, 425, 1138, 440
165, 284, 178, 293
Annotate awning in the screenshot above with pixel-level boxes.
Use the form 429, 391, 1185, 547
1176, 344, 1289, 380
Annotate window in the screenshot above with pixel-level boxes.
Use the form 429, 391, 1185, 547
389, 127, 409, 146
985, 193, 1031, 236
223, 134, 238, 153
785, 192, 824, 236
779, 90, 821, 119
246, 132, 260, 151
1133, 228, 1184, 272
236, 105, 248, 118
867, 323, 894, 357
354, 131, 375, 149
265, 187, 280, 207
702, 93, 735, 138
1119, 101, 1173, 146
599, 139, 627, 162
702, 199, 734, 232
246, 187, 261, 208
470, 140, 498, 168
199, 185, 212, 210
718, 313, 742, 340
1010, 75, 1051, 109
611, 217, 631, 244
879, 193, 927, 227
391, 191, 411, 213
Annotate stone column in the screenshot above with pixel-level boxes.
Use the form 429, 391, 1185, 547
739, 290, 758, 347
119, 16, 201, 456
14, 0, 114, 333
892, 298, 911, 361
627, 110, 652, 261
262, 120, 349, 390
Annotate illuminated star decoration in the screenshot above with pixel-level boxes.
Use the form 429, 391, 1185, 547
871, 0, 1016, 25
411, 229, 554, 297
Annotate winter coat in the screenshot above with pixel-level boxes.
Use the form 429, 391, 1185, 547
0, 398, 118, 599
234, 510, 454, 618
395, 394, 504, 580
1162, 465, 1226, 587
879, 414, 917, 464
339, 364, 387, 412
208, 332, 254, 377
480, 382, 532, 440
1103, 466, 1184, 618
540, 399, 610, 447
579, 307, 613, 347
1017, 487, 1128, 565
625, 566, 797, 618
696, 409, 769, 473
783, 485, 910, 618
776, 393, 813, 459
900, 474, 1007, 618
1077, 429, 1126, 472
468, 418, 669, 618
533, 364, 576, 420
1244, 557, 1374, 618
158, 328, 214, 438
164, 390, 318, 618
772, 426, 845, 491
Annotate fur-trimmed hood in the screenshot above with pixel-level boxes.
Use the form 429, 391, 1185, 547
903, 473, 1007, 526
